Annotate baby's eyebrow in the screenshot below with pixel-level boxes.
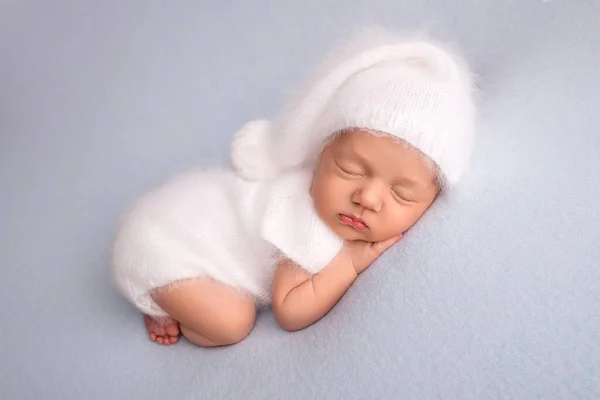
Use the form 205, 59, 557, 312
342, 147, 369, 163
392, 178, 420, 188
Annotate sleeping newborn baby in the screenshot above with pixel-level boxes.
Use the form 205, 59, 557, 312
110, 29, 476, 347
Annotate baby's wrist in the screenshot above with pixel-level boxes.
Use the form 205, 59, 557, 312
329, 250, 357, 279
349, 260, 360, 278
342, 252, 360, 279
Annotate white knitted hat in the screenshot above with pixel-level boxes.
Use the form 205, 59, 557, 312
230, 28, 476, 186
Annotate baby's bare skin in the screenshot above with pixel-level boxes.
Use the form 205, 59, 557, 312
144, 129, 439, 346
149, 278, 255, 347
144, 315, 179, 345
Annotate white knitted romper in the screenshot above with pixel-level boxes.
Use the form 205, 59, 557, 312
110, 168, 343, 317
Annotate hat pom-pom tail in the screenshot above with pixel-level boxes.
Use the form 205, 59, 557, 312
230, 119, 280, 180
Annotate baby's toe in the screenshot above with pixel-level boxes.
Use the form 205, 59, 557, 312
156, 336, 164, 345
149, 332, 157, 342
169, 336, 179, 344
166, 324, 180, 337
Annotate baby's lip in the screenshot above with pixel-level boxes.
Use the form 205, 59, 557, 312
339, 214, 369, 229
349, 214, 367, 227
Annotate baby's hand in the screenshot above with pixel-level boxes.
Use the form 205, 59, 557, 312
340, 234, 402, 275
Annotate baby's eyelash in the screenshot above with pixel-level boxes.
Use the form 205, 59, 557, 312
336, 162, 363, 176
391, 189, 415, 203
342, 167, 361, 175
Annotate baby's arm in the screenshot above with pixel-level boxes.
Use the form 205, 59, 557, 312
272, 234, 401, 332
271, 253, 357, 332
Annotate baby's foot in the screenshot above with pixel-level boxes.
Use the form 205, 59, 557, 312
144, 315, 180, 345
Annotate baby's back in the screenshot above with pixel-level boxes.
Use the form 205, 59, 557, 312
111, 168, 277, 313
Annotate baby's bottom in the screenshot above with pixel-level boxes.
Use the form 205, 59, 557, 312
147, 278, 256, 347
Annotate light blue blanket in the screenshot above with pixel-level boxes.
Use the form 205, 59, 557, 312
1, 1, 598, 399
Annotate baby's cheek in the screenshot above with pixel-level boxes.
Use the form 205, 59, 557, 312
381, 212, 412, 237
314, 177, 336, 202
395, 207, 429, 234
376, 226, 405, 242
311, 182, 332, 215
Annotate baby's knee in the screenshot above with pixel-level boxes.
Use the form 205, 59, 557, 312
181, 306, 255, 347
218, 303, 256, 345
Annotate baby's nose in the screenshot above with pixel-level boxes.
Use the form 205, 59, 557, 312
354, 181, 384, 212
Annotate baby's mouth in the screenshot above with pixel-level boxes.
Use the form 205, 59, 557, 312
338, 214, 368, 231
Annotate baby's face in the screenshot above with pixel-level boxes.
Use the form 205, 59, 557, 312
311, 129, 439, 242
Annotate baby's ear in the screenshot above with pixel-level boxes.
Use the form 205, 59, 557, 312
230, 119, 280, 180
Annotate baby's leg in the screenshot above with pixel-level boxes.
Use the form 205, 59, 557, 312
151, 278, 256, 347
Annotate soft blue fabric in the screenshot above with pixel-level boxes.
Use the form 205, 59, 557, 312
1, 1, 599, 399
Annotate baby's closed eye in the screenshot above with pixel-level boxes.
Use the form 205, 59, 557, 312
391, 187, 417, 203
335, 161, 364, 177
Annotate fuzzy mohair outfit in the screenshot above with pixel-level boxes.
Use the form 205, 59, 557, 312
111, 28, 476, 316
112, 168, 342, 316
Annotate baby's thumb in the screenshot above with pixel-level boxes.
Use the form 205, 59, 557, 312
376, 234, 403, 254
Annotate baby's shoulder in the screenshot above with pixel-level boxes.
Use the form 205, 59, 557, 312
260, 168, 343, 273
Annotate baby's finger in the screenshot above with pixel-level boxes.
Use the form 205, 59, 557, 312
375, 234, 402, 253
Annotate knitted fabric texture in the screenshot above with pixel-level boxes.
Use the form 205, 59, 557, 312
111, 168, 343, 317
230, 28, 476, 185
